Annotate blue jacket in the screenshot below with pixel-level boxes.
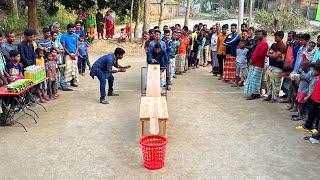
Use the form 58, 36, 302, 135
223, 33, 240, 57
147, 49, 167, 68
90, 53, 115, 78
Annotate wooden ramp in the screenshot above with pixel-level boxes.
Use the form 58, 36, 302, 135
138, 64, 169, 137
139, 97, 169, 137
146, 64, 161, 97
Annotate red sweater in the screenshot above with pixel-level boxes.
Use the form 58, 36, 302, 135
311, 78, 320, 103
251, 39, 268, 68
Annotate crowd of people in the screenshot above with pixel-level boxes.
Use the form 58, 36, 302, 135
0, 15, 319, 142
143, 22, 320, 143
0, 19, 96, 125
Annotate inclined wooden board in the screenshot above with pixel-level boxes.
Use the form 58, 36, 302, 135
139, 96, 169, 120
146, 64, 161, 97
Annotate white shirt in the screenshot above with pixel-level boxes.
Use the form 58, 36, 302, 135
264, 40, 272, 66
211, 33, 217, 51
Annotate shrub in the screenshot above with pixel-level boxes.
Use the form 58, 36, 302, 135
191, 9, 234, 21
39, 4, 77, 31
212, 9, 233, 21
0, 4, 76, 33
0, 14, 28, 32
255, 7, 310, 33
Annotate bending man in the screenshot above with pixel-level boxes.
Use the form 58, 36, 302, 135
90, 48, 131, 104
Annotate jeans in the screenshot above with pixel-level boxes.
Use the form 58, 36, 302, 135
58, 67, 69, 90
95, 70, 114, 99
217, 54, 226, 76
78, 55, 88, 73
304, 100, 320, 130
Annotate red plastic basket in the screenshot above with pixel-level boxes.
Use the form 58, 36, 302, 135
140, 135, 168, 170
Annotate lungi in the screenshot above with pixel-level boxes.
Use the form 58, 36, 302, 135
64, 55, 79, 85
175, 54, 185, 73
169, 58, 176, 82
266, 66, 283, 100
211, 51, 219, 74
244, 66, 263, 95
223, 55, 236, 81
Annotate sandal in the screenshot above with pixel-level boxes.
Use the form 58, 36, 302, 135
295, 125, 311, 132
40, 99, 47, 103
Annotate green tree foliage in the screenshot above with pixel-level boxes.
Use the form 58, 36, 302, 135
255, 6, 310, 33
42, 0, 139, 21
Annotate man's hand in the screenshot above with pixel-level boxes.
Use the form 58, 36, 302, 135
304, 96, 309, 102
70, 54, 76, 60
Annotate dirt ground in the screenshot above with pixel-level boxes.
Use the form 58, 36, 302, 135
1, 40, 320, 179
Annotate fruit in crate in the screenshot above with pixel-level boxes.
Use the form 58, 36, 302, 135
7, 79, 33, 92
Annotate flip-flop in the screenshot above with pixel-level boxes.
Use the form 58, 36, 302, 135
296, 125, 311, 132
311, 129, 318, 135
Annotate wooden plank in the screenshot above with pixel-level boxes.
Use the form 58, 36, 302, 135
139, 97, 168, 119
149, 98, 159, 134
146, 64, 161, 97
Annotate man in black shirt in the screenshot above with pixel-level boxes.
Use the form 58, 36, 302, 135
264, 31, 287, 102
96, 10, 104, 40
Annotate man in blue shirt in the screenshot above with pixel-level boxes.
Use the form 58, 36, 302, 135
51, 22, 73, 91
1, 30, 18, 62
147, 30, 167, 60
90, 48, 131, 104
61, 23, 79, 87
75, 21, 86, 37
18, 29, 36, 67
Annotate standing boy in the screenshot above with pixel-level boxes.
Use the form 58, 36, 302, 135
61, 23, 79, 87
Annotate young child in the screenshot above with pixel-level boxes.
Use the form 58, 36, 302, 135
305, 41, 316, 61
125, 23, 131, 41
50, 48, 61, 96
197, 30, 206, 67
77, 34, 91, 75
296, 64, 320, 132
35, 48, 49, 103
45, 51, 58, 99
7, 50, 23, 83
118, 28, 128, 43
292, 61, 312, 121
233, 41, 248, 87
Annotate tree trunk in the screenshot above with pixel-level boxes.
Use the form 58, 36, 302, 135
25, 0, 40, 31
158, 0, 165, 28
248, 0, 255, 26
238, 0, 244, 31
143, 0, 150, 32
200, 0, 205, 13
231, 0, 237, 14
184, 0, 191, 27
9, 0, 19, 18
134, 0, 142, 38
245, 0, 249, 14
130, 0, 134, 42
